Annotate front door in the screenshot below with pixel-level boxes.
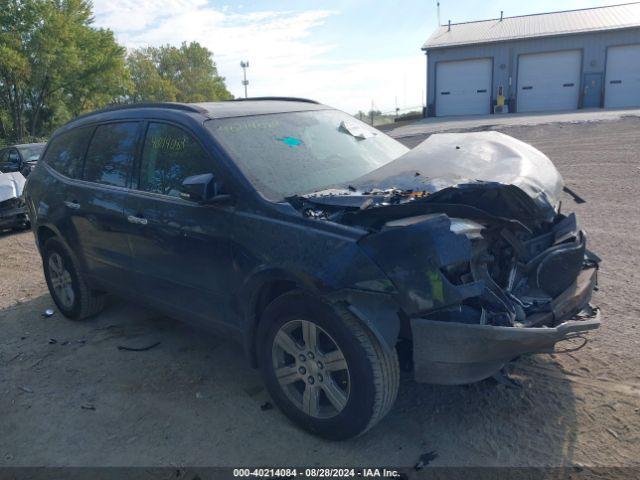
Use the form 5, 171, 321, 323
124, 121, 236, 329
583, 73, 603, 108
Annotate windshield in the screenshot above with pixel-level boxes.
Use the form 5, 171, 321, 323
206, 110, 409, 201
18, 144, 45, 162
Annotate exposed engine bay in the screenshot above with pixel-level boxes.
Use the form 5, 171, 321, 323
287, 132, 600, 383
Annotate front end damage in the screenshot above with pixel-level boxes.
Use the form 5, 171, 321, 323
0, 171, 28, 230
290, 131, 601, 385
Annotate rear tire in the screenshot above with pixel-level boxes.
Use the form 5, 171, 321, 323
42, 237, 105, 320
258, 291, 399, 440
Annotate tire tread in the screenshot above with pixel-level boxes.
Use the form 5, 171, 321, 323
332, 303, 400, 436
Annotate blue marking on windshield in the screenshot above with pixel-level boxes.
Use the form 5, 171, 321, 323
277, 136, 303, 148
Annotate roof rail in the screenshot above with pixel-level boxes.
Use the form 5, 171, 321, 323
71, 102, 208, 122
227, 96, 320, 104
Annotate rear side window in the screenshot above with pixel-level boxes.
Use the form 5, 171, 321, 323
43, 128, 93, 178
84, 122, 139, 187
138, 123, 212, 197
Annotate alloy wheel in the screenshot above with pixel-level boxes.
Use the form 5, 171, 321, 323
271, 319, 350, 419
48, 252, 75, 309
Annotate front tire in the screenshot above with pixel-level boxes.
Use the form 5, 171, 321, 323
42, 237, 105, 320
258, 291, 399, 440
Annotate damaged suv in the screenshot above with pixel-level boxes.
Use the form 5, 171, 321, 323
24, 99, 600, 439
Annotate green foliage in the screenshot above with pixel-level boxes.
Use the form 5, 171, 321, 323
127, 42, 233, 103
0, 0, 130, 142
0, 2, 232, 144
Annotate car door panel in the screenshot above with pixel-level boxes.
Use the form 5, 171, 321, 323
124, 192, 236, 328
72, 121, 141, 288
125, 121, 237, 330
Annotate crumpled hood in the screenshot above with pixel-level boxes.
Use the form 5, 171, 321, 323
350, 131, 564, 212
0, 172, 26, 202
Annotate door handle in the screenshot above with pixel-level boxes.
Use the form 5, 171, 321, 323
64, 200, 81, 210
127, 214, 148, 225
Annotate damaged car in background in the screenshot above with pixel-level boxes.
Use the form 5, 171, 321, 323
24, 99, 600, 440
0, 169, 29, 231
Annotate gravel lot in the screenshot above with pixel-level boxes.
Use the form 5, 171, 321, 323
1, 116, 639, 469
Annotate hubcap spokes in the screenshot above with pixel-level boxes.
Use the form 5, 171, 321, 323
272, 319, 350, 418
48, 253, 74, 308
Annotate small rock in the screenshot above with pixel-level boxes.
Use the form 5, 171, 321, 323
42, 309, 55, 318
81, 403, 96, 411
260, 401, 273, 411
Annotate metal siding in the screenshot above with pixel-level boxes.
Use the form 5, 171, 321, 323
423, 3, 640, 49
425, 29, 640, 114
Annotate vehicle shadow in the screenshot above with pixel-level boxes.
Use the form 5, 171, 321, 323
0, 293, 580, 468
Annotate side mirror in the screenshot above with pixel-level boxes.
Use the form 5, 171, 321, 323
180, 173, 231, 204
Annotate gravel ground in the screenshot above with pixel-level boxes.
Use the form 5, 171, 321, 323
1, 117, 639, 470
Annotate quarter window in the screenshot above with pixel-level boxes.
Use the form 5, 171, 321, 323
84, 122, 139, 187
138, 123, 211, 197
43, 128, 93, 179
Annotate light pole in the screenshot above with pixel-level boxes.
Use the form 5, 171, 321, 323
240, 61, 249, 98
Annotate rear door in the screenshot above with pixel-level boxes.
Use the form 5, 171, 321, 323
124, 121, 236, 328
435, 58, 492, 116
517, 50, 581, 112
37, 127, 95, 257
73, 121, 141, 289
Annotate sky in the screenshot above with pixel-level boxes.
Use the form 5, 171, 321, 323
92, 0, 628, 113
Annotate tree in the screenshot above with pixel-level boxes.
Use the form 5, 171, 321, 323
0, 0, 129, 142
126, 49, 178, 103
127, 42, 233, 103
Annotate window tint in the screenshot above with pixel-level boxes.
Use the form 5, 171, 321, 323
138, 123, 211, 197
84, 122, 139, 187
44, 128, 93, 178
0, 149, 10, 173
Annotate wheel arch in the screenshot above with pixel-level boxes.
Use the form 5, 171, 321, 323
242, 269, 402, 369
36, 224, 61, 253
241, 269, 309, 367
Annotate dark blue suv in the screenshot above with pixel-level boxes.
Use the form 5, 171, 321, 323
24, 99, 600, 439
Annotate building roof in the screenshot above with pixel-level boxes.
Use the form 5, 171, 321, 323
423, 2, 640, 50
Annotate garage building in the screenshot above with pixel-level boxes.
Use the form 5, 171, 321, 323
422, 3, 640, 117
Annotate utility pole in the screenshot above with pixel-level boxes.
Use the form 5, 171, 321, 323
370, 100, 375, 125
437, 1, 441, 26
240, 61, 250, 98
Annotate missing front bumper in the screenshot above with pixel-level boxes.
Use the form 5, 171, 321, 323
410, 267, 600, 385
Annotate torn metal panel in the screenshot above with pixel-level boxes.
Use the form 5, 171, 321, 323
358, 213, 484, 314
350, 131, 564, 219
411, 304, 600, 385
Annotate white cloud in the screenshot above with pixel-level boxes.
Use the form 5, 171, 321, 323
92, 1, 425, 113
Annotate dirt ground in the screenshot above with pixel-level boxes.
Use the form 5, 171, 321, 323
1, 117, 639, 469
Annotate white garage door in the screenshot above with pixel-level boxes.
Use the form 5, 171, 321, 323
605, 45, 640, 108
435, 59, 492, 116
517, 50, 581, 113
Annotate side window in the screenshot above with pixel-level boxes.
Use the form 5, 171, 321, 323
84, 122, 139, 187
138, 123, 212, 197
43, 128, 93, 178
0, 149, 9, 172
0, 149, 21, 172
